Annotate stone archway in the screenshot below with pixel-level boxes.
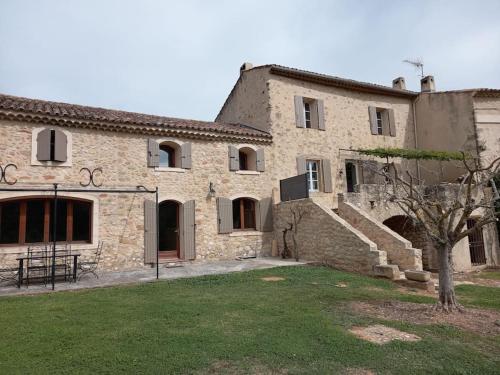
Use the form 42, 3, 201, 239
383, 215, 437, 271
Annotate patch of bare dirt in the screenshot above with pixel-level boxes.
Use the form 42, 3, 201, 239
202, 360, 288, 374
350, 301, 500, 335
261, 276, 285, 282
350, 324, 421, 345
453, 271, 500, 288
345, 368, 376, 375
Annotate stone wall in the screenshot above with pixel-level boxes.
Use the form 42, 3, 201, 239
274, 198, 386, 274
337, 194, 422, 271
216, 67, 418, 210
0, 120, 274, 270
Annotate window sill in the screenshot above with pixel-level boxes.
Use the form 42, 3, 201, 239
235, 170, 260, 175
155, 167, 186, 173
229, 231, 262, 237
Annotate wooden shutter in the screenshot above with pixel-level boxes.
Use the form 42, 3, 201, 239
36, 128, 51, 161
181, 200, 196, 260
317, 100, 325, 130
256, 148, 265, 172
388, 108, 396, 137
322, 159, 333, 193
53, 129, 67, 162
368, 106, 378, 135
258, 197, 273, 232
144, 199, 157, 264
147, 139, 159, 167
228, 145, 239, 171
217, 197, 233, 234
294, 96, 305, 128
181, 142, 192, 169
296, 156, 306, 175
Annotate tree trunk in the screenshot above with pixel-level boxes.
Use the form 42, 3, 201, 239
436, 243, 461, 312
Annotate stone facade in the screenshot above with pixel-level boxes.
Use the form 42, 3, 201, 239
0, 119, 274, 270
1, 63, 499, 274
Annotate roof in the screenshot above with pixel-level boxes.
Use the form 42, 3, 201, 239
216, 63, 418, 121
0, 93, 272, 142
427, 88, 500, 98
267, 64, 418, 98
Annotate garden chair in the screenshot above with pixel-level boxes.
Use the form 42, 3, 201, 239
52, 244, 72, 281
26, 245, 48, 286
78, 241, 103, 280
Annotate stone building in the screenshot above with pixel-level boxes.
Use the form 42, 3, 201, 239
0, 63, 498, 275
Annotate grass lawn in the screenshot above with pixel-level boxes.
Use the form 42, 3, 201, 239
1, 265, 499, 374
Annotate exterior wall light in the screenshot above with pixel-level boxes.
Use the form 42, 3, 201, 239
208, 182, 216, 198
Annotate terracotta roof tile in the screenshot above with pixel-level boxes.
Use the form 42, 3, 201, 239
0, 93, 271, 140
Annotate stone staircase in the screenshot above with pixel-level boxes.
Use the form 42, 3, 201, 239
336, 194, 423, 273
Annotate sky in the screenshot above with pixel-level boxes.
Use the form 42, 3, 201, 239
1, 0, 499, 121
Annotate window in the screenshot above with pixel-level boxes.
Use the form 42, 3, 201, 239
295, 96, 325, 130
239, 151, 248, 170
376, 110, 384, 135
0, 198, 92, 245
229, 146, 265, 172
306, 160, 320, 192
36, 128, 68, 163
232, 198, 256, 230
304, 102, 312, 128
159, 144, 176, 168
345, 162, 358, 193
369, 107, 395, 137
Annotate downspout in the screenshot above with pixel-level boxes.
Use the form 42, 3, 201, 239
412, 95, 421, 181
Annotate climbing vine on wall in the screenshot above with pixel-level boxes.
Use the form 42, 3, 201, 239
355, 147, 469, 161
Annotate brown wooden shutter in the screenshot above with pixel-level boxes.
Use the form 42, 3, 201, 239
147, 139, 159, 167
228, 146, 239, 171
53, 129, 67, 162
294, 96, 305, 128
258, 197, 273, 232
388, 108, 396, 137
317, 100, 325, 130
181, 142, 192, 169
368, 106, 378, 135
322, 159, 333, 193
144, 199, 157, 264
256, 148, 265, 172
181, 200, 196, 260
217, 197, 233, 234
36, 128, 52, 161
296, 156, 306, 175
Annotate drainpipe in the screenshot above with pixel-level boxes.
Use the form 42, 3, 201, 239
412, 95, 421, 181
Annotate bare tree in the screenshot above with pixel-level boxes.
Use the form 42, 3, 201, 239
370, 151, 500, 312
280, 206, 310, 261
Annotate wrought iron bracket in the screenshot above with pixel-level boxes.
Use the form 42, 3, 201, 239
80, 167, 103, 187
0, 163, 18, 185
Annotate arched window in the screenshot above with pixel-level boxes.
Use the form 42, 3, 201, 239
159, 142, 180, 168
232, 198, 256, 230
0, 197, 92, 245
238, 147, 257, 171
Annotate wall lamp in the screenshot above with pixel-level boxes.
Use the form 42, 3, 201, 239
208, 182, 216, 198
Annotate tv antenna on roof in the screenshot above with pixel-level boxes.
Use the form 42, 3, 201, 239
403, 58, 424, 78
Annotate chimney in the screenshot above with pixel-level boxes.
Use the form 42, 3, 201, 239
420, 75, 436, 92
392, 77, 406, 90
240, 62, 253, 74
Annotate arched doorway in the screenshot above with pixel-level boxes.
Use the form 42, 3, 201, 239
383, 215, 436, 271
159, 200, 180, 258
